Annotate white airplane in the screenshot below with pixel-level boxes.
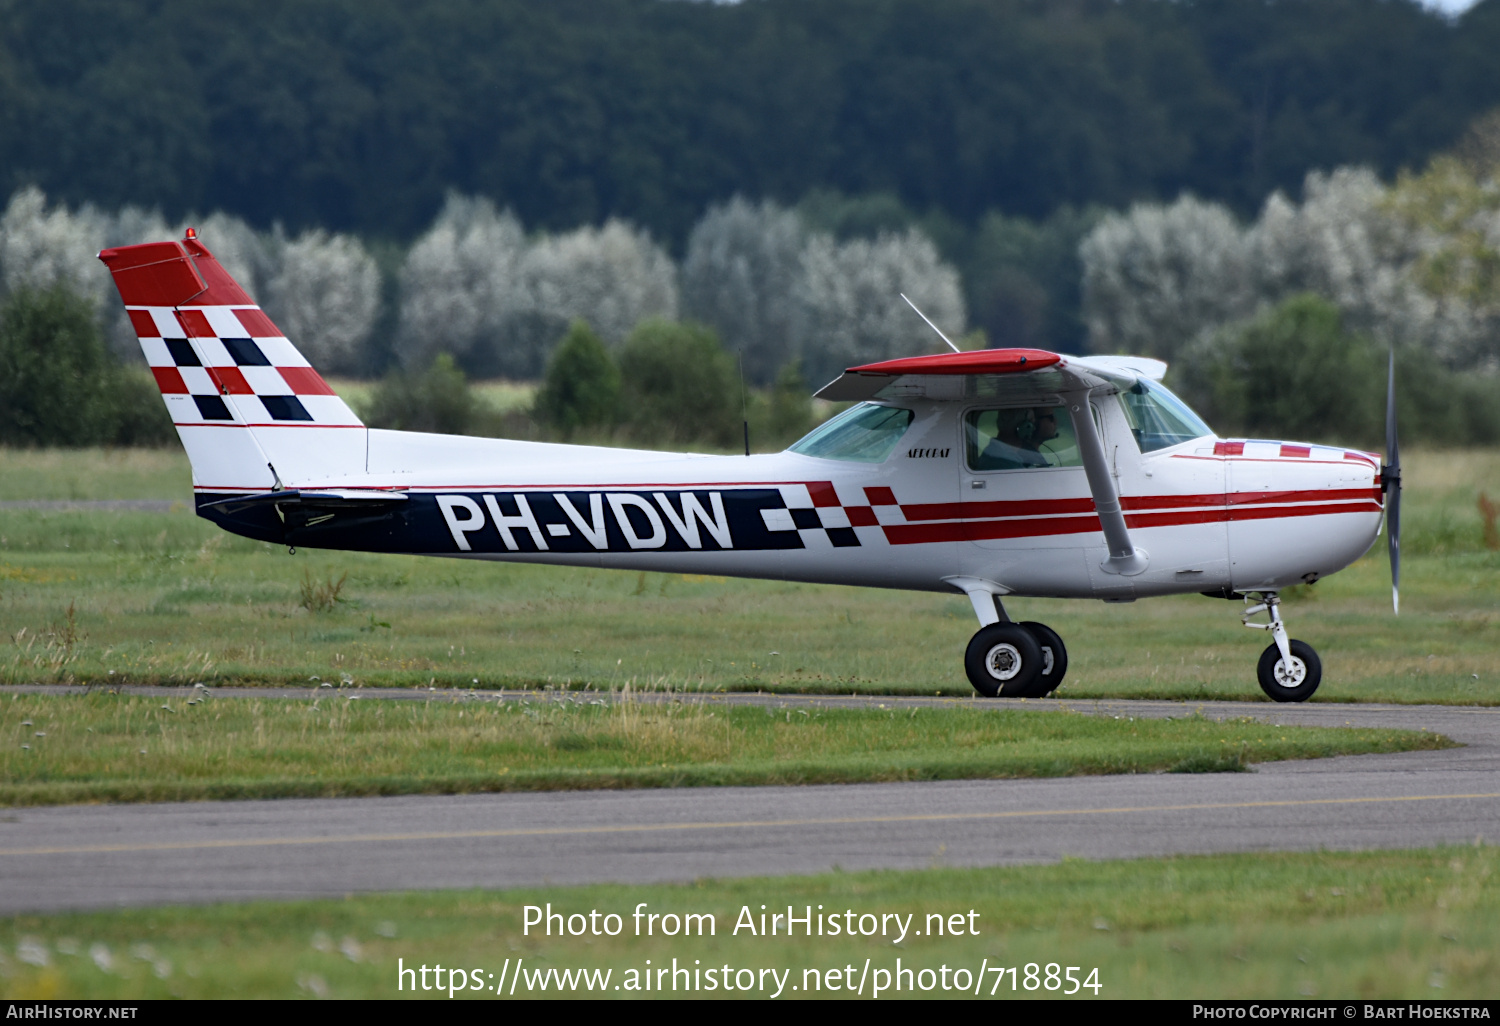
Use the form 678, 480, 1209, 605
99, 230, 1401, 703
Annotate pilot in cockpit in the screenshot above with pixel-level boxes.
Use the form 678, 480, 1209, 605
978, 407, 1060, 469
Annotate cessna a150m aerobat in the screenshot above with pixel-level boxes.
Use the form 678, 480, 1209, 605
100, 230, 1402, 703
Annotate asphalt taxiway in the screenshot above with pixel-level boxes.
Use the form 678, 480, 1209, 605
1, 691, 1496, 913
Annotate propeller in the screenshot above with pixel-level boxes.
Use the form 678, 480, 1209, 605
1383, 348, 1402, 614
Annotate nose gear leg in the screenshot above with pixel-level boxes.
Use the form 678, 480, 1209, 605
1242, 593, 1293, 668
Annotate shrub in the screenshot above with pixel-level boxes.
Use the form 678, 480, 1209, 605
108, 365, 176, 447
766, 360, 814, 447
361, 353, 476, 435
0, 284, 172, 446
1174, 292, 1500, 448
616, 319, 739, 447
532, 320, 620, 438
1176, 294, 1382, 447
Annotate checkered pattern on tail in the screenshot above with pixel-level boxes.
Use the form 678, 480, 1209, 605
128, 306, 361, 428
100, 234, 367, 492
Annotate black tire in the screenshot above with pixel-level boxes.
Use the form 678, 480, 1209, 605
964, 623, 1044, 698
1018, 621, 1068, 697
1257, 639, 1322, 702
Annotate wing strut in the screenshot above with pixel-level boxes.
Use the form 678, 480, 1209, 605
1061, 371, 1148, 576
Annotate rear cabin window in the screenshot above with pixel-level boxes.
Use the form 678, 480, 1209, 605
965, 405, 1083, 471
1119, 380, 1212, 453
789, 403, 914, 463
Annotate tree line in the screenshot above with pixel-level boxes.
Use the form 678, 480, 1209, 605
2, 0, 1498, 248
5, 104, 1500, 451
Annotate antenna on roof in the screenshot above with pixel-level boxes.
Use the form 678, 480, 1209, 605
739, 351, 750, 457
901, 293, 961, 353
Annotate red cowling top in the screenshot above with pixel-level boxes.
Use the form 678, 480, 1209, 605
847, 348, 1062, 376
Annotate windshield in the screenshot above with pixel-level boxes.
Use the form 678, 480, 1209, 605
1119, 380, 1213, 453
788, 403, 914, 462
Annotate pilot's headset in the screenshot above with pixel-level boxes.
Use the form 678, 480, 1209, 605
1014, 408, 1038, 443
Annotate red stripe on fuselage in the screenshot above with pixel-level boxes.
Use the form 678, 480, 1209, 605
895, 488, 1378, 524
1228, 487, 1381, 506
900, 497, 1094, 522
1227, 501, 1384, 522
881, 500, 1381, 545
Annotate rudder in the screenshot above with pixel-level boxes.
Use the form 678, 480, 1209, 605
99, 230, 366, 497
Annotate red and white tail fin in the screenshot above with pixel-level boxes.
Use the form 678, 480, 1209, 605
99, 230, 365, 495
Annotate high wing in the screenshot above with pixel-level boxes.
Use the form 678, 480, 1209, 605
813, 349, 1163, 403
817, 349, 1149, 576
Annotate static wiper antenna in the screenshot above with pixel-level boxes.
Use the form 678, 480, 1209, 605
901, 293, 961, 353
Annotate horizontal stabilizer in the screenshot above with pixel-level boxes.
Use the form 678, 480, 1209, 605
201, 489, 408, 515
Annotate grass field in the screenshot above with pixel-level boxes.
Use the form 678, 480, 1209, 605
1, 846, 1494, 999
0, 690, 1450, 806
0, 447, 1497, 703
1, 448, 1493, 1002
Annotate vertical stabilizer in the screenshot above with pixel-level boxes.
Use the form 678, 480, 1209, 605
98, 232, 366, 496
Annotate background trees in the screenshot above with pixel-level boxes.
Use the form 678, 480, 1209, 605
1080, 159, 1500, 381
1, 0, 1497, 246
0, 284, 172, 447
4, 1, 1500, 449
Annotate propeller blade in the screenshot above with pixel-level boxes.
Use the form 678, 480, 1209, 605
1385, 348, 1401, 614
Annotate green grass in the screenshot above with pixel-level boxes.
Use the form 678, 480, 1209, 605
0, 448, 189, 502
2, 846, 1495, 999
0, 692, 1450, 806
1, 447, 1498, 703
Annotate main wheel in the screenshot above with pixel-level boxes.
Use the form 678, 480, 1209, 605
1018, 621, 1069, 697
1257, 639, 1322, 702
964, 623, 1044, 697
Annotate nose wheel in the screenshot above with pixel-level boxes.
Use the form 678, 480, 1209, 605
963, 620, 1069, 698
1243, 593, 1322, 702
1257, 639, 1321, 702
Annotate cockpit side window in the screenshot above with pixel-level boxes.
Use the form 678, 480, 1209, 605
788, 403, 914, 462
965, 405, 1083, 471
1118, 380, 1213, 453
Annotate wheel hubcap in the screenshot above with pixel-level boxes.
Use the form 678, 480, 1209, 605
1273, 656, 1307, 688
985, 643, 1023, 681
